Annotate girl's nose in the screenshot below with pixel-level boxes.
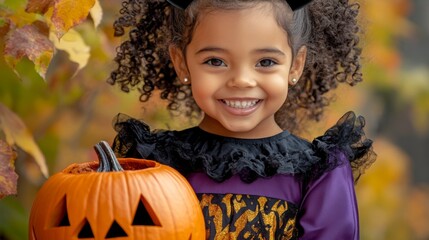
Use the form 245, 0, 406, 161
226, 69, 257, 88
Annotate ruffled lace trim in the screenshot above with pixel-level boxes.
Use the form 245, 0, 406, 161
112, 111, 376, 183
311, 111, 377, 182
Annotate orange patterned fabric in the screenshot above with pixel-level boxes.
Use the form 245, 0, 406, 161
198, 193, 299, 240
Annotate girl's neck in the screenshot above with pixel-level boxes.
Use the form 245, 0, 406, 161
198, 116, 283, 139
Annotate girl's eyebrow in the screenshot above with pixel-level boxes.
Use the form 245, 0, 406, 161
252, 48, 286, 57
195, 47, 227, 55
195, 47, 286, 57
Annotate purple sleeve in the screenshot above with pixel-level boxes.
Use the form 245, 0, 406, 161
298, 159, 359, 239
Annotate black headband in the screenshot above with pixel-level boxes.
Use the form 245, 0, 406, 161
166, 0, 313, 11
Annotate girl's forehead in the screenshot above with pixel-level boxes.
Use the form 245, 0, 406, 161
188, 5, 291, 51
192, 3, 289, 38
196, 1, 278, 16
190, 1, 291, 35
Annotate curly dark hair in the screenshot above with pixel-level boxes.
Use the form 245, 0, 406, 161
108, 0, 363, 132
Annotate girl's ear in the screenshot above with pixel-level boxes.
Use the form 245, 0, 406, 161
289, 46, 307, 85
169, 45, 190, 83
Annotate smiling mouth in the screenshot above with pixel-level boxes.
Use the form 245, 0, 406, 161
221, 99, 261, 109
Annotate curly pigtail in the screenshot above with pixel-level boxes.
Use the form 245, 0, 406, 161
109, 0, 194, 115
276, 0, 363, 132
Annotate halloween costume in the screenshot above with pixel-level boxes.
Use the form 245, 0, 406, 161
112, 111, 375, 239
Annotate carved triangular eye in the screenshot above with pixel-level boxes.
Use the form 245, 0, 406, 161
106, 220, 128, 238
132, 195, 161, 226
50, 195, 70, 227
78, 218, 94, 238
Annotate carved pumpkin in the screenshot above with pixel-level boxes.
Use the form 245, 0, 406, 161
29, 141, 205, 239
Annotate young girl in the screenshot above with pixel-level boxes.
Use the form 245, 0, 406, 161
109, 0, 376, 239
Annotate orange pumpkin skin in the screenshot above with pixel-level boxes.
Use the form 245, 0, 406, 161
29, 159, 205, 240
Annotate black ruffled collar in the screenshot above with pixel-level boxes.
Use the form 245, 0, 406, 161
171, 127, 319, 182
112, 111, 376, 183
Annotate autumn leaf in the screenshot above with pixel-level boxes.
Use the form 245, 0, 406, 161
25, 0, 97, 38
0, 103, 48, 178
49, 28, 90, 73
25, 0, 54, 14
89, 0, 102, 28
1, 1, 41, 28
51, 0, 95, 39
0, 16, 11, 36
3, 21, 54, 79
0, 140, 18, 199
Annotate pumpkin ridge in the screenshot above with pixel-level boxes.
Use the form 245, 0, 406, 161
155, 168, 182, 236
87, 171, 105, 236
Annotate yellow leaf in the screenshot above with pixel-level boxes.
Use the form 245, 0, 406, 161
49, 28, 90, 72
89, 0, 102, 29
0, 103, 48, 178
51, 0, 95, 39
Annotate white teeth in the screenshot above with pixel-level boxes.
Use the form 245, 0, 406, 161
223, 100, 259, 109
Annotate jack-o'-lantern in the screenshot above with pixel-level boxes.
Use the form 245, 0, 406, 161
29, 141, 205, 239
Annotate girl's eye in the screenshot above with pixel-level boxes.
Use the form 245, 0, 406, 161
204, 58, 226, 67
256, 59, 277, 67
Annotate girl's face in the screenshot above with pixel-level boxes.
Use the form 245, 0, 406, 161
170, 3, 306, 138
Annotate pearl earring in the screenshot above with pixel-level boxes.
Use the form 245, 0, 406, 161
183, 77, 189, 83
291, 78, 298, 84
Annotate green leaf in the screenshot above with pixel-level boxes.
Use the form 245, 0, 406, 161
2, 0, 27, 11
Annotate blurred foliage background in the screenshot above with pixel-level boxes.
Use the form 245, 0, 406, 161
0, 0, 428, 239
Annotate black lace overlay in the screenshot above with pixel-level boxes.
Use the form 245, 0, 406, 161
311, 112, 376, 182
112, 111, 376, 183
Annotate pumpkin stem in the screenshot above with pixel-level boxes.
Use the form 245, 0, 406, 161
94, 141, 124, 172
94, 143, 111, 171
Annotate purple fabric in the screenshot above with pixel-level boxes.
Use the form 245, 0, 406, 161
298, 160, 359, 239
187, 160, 359, 239
187, 172, 302, 204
